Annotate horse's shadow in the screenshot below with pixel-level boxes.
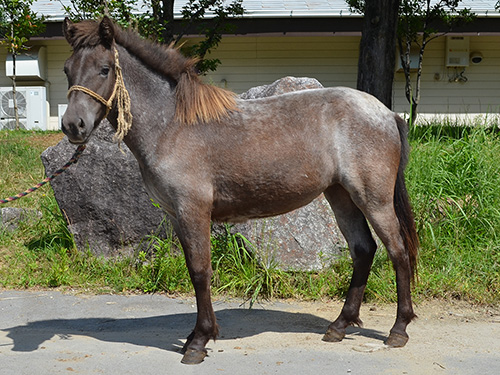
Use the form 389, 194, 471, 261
2, 308, 387, 355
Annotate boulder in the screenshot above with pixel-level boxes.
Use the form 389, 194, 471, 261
230, 77, 347, 271
225, 198, 346, 271
0, 207, 42, 232
41, 121, 167, 257
239, 76, 324, 99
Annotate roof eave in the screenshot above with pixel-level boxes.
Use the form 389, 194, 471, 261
42, 10, 364, 23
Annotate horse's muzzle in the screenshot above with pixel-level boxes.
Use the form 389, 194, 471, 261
61, 117, 90, 144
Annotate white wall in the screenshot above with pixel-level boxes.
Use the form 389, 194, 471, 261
393, 35, 500, 121
199, 34, 500, 122
1, 34, 499, 130
196, 35, 360, 92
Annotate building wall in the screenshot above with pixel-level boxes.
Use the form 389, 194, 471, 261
1, 34, 498, 130
200, 34, 500, 122
196, 35, 360, 92
392, 35, 500, 121
0, 39, 71, 130
45, 39, 74, 123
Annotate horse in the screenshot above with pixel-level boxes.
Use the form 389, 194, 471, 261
61, 17, 419, 365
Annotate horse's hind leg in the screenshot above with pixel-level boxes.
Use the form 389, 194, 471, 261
363, 204, 416, 347
322, 185, 378, 342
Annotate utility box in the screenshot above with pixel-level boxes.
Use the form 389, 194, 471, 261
445, 36, 469, 67
5, 46, 47, 81
0, 86, 48, 130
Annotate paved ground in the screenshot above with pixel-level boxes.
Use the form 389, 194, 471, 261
0, 290, 499, 374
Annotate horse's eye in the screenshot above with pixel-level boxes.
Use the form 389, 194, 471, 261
100, 66, 110, 77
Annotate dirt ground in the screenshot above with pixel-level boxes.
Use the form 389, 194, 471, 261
0, 290, 499, 374
257, 298, 500, 374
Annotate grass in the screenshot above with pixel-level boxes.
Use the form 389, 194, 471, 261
0, 127, 499, 306
406, 125, 500, 304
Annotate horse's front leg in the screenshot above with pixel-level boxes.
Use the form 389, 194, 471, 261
172, 207, 217, 365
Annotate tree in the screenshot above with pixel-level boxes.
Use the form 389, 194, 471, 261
348, 0, 475, 125
0, 0, 45, 129
63, 0, 245, 73
397, 0, 474, 124
349, 0, 400, 109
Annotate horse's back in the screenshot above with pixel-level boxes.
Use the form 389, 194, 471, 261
236, 86, 399, 136
233, 86, 402, 174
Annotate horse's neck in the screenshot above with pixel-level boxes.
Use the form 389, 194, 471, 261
109, 45, 177, 167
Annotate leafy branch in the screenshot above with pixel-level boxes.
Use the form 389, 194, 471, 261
63, 0, 244, 74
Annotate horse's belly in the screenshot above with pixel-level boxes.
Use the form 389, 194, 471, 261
211, 187, 323, 223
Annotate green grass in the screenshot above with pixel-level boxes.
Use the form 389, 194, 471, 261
406, 125, 500, 304
0, 127, 499, 305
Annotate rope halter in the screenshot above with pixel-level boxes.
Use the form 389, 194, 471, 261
67, 48, 133, 144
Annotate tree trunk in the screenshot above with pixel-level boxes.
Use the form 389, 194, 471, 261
12, 54, 19, 130
160, 0, 175, 43
10, 24, 20, 130
356, 0, 400, 109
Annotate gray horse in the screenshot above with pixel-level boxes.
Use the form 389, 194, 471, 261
61, 17, 419, 365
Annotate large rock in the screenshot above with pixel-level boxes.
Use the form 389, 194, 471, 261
239, 76, 324, 99
232, 77, 347, 271
41, 122, 167, 257
227, 199, 346, 271
0, 207, 42, 232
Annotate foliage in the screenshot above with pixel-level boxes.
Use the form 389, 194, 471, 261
0, 0, 45, 54
178, 0, 244, 73
62, 0, 159, 37
406, 124, 500, 303
347, 0, 475, 125
210, 225, 290, 307
397, 1, 475, 123
63, 0, 244, 73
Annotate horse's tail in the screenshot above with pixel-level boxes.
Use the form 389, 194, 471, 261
394, 114, 419, 282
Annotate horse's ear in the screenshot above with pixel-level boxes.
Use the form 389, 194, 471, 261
99, 16, 115, 48
63, 17, 76, 46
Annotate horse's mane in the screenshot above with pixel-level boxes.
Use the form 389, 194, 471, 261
66, 19, 237, 125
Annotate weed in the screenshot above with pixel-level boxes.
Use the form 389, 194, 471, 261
134, 231, 191, 293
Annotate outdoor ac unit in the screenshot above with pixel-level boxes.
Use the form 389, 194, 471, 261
0, 86, 48, 130
445, 36, 469, 67
6, 46, 47, 81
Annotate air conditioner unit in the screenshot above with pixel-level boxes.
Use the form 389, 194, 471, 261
6, 47, 47, 81
445, 36, 469, 67
0, 86, 48, 130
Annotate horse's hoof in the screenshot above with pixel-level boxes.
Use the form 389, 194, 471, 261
180, 340, 191, 355
322, 326, 345, 342
181, 348, 207, 365
386, 332, 409, 347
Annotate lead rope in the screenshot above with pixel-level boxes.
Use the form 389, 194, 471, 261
0, 144, 86, 204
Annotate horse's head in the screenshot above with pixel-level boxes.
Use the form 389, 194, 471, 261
61, 17, 117, 144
